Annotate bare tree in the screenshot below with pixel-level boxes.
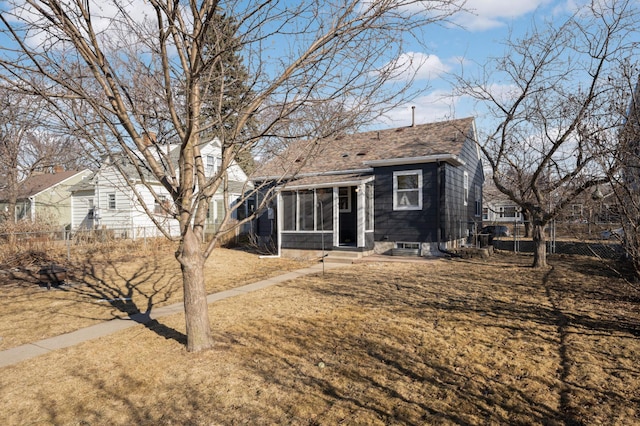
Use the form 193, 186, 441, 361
454, 0, 639, 268
607, 72, 640, 279
0, 0, 464, 351
0, 86, 89, 225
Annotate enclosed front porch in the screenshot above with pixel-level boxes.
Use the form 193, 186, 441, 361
276, 175, 375, 254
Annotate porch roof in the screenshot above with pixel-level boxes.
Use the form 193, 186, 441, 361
278, 173, 374, 190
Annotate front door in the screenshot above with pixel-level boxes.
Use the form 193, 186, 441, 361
338, 186, 357, 246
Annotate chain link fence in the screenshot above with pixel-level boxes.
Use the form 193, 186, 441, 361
485, 219, 625, 259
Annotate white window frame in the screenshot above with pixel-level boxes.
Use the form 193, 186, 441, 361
206, 155, 215, 176
463, 171, 469, 206
338, 187, 351, 213
365, 183, 374, 231
107, 193, 116, 210
393, 170, 422, 211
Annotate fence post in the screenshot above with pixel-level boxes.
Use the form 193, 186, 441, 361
66, 228, 70, 261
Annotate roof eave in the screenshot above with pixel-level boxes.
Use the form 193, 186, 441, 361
364, 154, 465, 167
251, 167, 374, 183
277, 175, 375, 191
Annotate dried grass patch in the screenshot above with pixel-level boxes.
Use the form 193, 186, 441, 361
0, 242, 311, 350
1, 253, 639, 425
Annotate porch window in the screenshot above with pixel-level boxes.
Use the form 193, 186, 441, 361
393, 170, 422, 211
316, 188, 333, 231
298, 190, 315, 231
281, 189, 333, 231
282, 192, 296, 231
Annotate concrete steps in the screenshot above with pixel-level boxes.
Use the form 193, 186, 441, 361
323, 250, 364, 264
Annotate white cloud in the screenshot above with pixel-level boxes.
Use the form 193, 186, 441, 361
376, 90, 465, 127
453, 0, 553, 31
379, 52, 450, 83
9, 0, 157, 49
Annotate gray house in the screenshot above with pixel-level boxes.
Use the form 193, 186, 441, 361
251, 117, 484, 257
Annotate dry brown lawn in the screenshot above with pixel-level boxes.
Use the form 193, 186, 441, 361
1, 248, 639, 425
0, 241, 311, 351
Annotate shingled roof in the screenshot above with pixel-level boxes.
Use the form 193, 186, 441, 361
252, 117, 475, 181
0, 170, 88, 202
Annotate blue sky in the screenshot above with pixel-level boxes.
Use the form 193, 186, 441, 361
2, 0, 636, 131
381, 0, 578, 127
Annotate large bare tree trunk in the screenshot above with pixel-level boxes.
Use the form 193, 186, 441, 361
176, 229, 214, 352
532, 223, 547, 268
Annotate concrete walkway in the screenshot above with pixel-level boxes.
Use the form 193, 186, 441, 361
0, 262, 349, 369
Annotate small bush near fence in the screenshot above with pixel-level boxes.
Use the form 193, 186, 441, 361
0, 222, 245, 270
0, 227, 175, 269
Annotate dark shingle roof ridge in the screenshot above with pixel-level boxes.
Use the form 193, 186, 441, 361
251, 116, 475, 180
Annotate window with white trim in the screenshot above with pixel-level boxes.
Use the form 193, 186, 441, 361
365, 183, 374, 231
393, 170, 422, 211
206, 155, 215, 175
107, 193, 116, 210
463, 171, 469, 206
338, 187, 351, 212
281, 189, 334, 231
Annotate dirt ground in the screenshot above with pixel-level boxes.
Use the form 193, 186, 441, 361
0, 247, 639, 425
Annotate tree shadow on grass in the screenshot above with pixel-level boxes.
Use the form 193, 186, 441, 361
4, 250, 187, 346
223, 256, 640, 425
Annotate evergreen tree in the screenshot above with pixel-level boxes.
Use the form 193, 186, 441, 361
200, 11, 256, 174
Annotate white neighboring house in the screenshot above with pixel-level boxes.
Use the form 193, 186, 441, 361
482, 181, 522, 224
70, 138, 251, 238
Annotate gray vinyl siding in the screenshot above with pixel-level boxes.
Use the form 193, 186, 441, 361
373, 163, 439, 243
372, 137, 483, 245
281, 232, 333, 250
442, 136, 484, 241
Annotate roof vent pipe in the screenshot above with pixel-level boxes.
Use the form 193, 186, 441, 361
411, 106, 416, 127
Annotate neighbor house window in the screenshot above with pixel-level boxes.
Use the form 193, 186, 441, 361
499, 206, 518, 218
108, 193, 116, 210
154, 195, 170, 215
206, 155, 222, 176
88, 198, 95, 219
393, 170, 422, 210
206, 155, 215, 175
475, 185, 481, 217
